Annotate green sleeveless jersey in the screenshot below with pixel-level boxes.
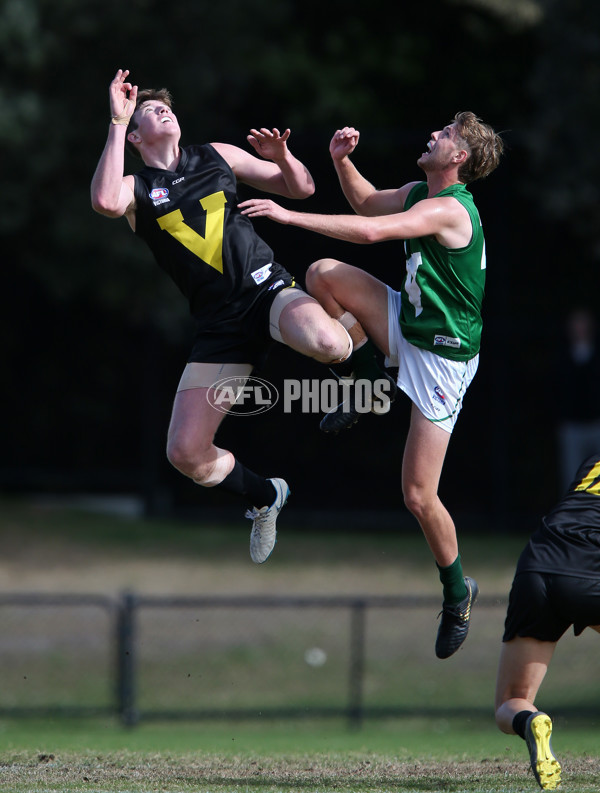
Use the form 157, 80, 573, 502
400, 181, 486, 361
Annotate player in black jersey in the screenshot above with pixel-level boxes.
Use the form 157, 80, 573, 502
495, 453, 600, 790
91, 69, 353, 563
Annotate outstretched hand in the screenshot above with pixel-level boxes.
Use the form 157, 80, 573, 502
329, 126, 360, 161
109, 69, 138, 124
247, 128, 291, 161
238, 198, 291, 224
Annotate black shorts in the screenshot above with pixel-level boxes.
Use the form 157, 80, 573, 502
188, 271, 295, 367
503, 571, 600, 642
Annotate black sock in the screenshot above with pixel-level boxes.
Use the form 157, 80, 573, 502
352, 339, 384, 382
330, 339, 383, 382
218, 460, 276, 508
329, 358, 355, 379
512, 710, 535, 740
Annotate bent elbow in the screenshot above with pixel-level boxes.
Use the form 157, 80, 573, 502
353, 201, 377, 217
91, 194, 121, 218
294, 183, 316, 200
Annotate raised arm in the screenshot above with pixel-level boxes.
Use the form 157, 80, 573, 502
330, 127, 416, 217
211, 128, 315, 200
91, 69, 137, 221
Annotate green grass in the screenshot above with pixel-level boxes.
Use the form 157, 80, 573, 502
2, 717, 600, 791
2, 714, 599, 755
1, 497, 600, 791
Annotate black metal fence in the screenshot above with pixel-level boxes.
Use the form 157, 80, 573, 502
6, 590, 599, 728
117, 593, 457, 727
1, 591, 517, 728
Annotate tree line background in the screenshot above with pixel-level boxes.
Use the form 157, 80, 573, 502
2, 0, 599, 528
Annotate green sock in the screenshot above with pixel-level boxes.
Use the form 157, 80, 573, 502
351, 339, 383, 382
437, 555, 467, 605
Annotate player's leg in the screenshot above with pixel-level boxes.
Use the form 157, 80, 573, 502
166, 364, 289, 563
495, 638, 561, 790
402, 405, 477, 658
495, 637, 556, 732
402, 405, 456, 565
304, 258, 396, 431
272, 291, 352, 363
305, 258, 391, 354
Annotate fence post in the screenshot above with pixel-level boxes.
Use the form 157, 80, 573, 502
348, 599, 366, 730
116, 591, 139, 726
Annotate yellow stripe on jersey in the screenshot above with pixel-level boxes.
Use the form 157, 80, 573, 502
575, 460, 600, 496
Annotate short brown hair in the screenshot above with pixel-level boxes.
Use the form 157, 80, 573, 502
125, 88, 174, 158
453, 111, 504, 183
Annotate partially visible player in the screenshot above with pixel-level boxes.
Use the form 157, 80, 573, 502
240, 113, 504, 658
91, 69, 353, 564
495, 453, 600, 790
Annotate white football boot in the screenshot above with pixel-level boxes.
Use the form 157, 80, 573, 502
246, 478, 290, 564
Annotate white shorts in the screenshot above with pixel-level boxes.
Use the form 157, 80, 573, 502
385, 287, 479, 434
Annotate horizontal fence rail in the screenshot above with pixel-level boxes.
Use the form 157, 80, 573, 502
9, 591, 598, 729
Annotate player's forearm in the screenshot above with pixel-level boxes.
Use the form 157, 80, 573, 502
333, 157, 379, 215
275, 152, 316, 199
284, 209, 385, 244
90, 127, 129, 216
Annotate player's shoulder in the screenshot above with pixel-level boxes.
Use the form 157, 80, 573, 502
209, 141, 245, 165
400, 181, 426, 206
403, 180, 424, 192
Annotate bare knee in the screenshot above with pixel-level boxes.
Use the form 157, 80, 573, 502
313, 325, 351, 363
166, 436, 210, 479
306, 258, 342, 297
167, 438, 234, 486
495, 700, 524, 735
494, 708, 510, 733
403, 483, 430, 522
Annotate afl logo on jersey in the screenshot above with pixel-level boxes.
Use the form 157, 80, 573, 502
149, 187, 170, 206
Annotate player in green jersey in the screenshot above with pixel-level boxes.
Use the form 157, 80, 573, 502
240, 112, 504, 657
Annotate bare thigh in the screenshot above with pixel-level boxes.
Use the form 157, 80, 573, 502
402, 404, 452, 497
306, 258, 391, 356
167, 386, 229, 460
277, 295, 349, 362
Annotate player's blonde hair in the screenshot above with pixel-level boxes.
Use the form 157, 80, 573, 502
453, 111, 504, 183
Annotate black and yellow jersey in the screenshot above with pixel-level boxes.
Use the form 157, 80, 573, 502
516, 454, 600, 579
133, 143, 289, 328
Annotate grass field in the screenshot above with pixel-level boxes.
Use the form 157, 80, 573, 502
3, 717, 600, 792
1, 496, 600, 791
